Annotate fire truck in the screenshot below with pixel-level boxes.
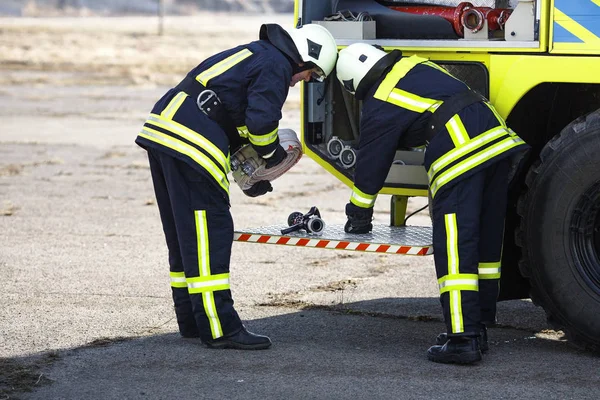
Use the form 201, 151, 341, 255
234, 0, 600, 352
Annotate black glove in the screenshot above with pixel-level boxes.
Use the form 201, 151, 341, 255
344, 202, 373, 234
264, 146, 287, 169
243, 180, 273, 197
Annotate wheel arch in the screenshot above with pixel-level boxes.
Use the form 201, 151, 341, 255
513, 107, 600, 351
498, 82, 600, 301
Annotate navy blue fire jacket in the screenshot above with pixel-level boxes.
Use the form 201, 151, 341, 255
348, 55, 528, 209
136, 40, 293, 198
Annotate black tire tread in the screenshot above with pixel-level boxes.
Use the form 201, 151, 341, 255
516, 109, 600, 353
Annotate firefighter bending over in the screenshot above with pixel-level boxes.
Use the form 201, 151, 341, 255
135, 24, 337, 350
336, 43, 529, 364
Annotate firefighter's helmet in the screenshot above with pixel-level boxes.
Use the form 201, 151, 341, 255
336, 43, 402, 100
285, 24, 338, 79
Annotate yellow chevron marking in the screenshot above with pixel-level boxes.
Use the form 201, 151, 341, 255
554, 7, 600, 44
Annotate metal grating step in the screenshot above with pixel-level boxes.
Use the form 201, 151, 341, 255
234, 224, 433, 256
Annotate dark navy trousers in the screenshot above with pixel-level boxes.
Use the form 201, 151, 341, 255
431, 158, 509, 336
147, 149, 241, 341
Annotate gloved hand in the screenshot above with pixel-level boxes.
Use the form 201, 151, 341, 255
264, 146, 287, 169
243, 180, 273, 197
344, 202, 373, 234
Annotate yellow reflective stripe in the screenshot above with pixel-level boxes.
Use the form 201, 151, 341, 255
438, 274, 479, 293
147, 114, 230, 174
249, 127, 278, 146
387, 88, 442, 113
161, 92, 187, 120
430, 135, 526, 198
196, 49, 253, 86
139, 127, 230, 195
350, 186, 377, 208
444, 213, 462, 333
373, 55, 429, 101
445, 114, 470, 147
195, 210, 210, 276
427, 126, 508, 180
186, 273, 230, 293
170, 271, 187, 288
450, 290, 463, 333
483, 102, 507, 128
445, 214, 459, 276
478, 262, 501, 280
191, 210, 224, 339
203, 292, 223, 338
237, 125, 249, 138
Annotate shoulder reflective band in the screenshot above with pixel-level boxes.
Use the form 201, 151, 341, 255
196, 48, 253, 86
373, 55, 429, 102
387, 87, 442, 114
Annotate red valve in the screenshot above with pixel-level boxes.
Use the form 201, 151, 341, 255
389, 1, 512, 37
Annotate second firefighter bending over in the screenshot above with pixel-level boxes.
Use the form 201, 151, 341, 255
336, 43, 529, 364
135, 24, 337, 350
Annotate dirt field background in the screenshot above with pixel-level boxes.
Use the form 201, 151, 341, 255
1, 12, 598, 400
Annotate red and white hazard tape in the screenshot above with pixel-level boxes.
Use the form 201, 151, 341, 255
234, 233, 433, 256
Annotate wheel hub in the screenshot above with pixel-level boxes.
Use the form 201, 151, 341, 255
570, 180, 600, 295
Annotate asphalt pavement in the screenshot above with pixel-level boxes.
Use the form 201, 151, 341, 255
1, 83, 599, 400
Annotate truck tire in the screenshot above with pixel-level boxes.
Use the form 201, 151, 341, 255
516, 109, 600, 352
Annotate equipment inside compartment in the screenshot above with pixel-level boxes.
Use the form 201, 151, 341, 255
318, 0, 535, 41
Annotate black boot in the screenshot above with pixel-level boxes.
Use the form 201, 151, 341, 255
435, 325, 489, 353
427, 336, 482, 364
204, 326, 272, 350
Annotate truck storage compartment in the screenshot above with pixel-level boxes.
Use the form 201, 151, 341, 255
302, 61, 489, 191
301, 0, 539, 47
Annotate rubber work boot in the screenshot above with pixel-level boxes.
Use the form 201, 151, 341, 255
204, 326, 272, 350
436, 325, 489, 353
427, 336, 482, 364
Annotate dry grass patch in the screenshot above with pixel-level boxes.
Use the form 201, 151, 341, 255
0, 164, 23, 176
0, 201, 18, 216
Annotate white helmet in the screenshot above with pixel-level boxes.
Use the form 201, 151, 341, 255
336, 43, 402, 99
285, 24, 338, 79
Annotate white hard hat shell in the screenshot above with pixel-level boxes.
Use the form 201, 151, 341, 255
285, 24, 338, 77
336, 43, 388, 96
